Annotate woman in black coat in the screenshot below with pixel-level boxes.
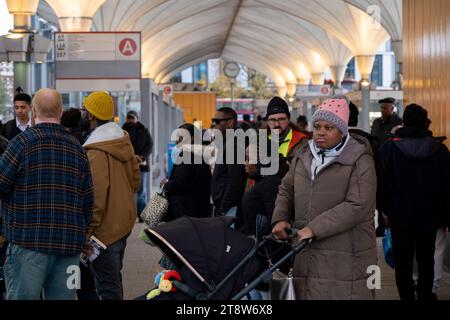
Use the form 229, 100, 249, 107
162, 124, 211, 221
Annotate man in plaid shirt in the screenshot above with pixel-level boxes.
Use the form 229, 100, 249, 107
0, 88, 94, 300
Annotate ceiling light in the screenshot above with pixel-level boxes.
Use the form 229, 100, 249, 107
5, 33, 25, 39
360, 79, 370, 87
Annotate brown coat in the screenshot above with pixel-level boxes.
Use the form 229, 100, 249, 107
272, 135, 377, 300
84, 123, 141, 246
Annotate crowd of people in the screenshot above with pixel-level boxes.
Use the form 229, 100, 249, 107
162, 95, 450, 301
0, 87, 449, 301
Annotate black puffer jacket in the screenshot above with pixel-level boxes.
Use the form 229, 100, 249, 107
241, 156, 290, 236
378, 127, 450, 230
122, 121, 153, 172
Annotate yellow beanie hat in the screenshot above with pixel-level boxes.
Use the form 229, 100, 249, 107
83, 91, 114, 121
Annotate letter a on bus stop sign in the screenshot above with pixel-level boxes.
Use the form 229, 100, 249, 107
119, 38, 137, 56
116, 34, 140, 61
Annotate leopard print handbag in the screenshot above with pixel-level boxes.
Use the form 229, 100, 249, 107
140, 188, 169, 227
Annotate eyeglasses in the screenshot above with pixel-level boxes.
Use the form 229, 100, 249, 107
267, 117, 289, 124
212, 118, 232, 125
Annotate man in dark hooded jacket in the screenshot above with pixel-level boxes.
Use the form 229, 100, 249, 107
378, 104, 450, 301
122, 111, 153, 222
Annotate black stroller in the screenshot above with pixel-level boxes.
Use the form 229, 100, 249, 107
143, 216, 309, 300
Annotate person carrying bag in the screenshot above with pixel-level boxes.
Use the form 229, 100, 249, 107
140, 186, 169, 227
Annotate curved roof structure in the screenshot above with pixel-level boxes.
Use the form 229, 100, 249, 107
38, 0, 402, 88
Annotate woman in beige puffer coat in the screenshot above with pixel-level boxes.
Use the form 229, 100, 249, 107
272, 97, 377, 300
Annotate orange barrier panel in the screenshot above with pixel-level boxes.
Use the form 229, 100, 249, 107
172, 92, 217, 129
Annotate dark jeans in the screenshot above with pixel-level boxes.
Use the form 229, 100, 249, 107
0, 241, 6, 301
391, 227, 437, 301
137, 172, 149, 217
76, 262, 99, 300
90, 233, 129, 300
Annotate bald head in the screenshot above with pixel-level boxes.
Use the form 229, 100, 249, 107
32, 89, 63, 120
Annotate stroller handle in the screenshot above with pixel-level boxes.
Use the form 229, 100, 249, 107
264, 228, 299, 244
286, 228, 299, 239
231, 238, 310, 301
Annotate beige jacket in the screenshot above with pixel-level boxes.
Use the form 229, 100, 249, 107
272, 134, 377, 300
84, 123, 140, 246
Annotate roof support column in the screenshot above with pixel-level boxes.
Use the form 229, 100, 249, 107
297, 78, 310, 86
355, 55, 376, 82
45, 0, 106, 32
329, 65, 347, 88
277, 86, 287, 98
286, 82, 297, 97
355, 55, 375, 133
310, 73, 325, 86
58, 17, 93, 32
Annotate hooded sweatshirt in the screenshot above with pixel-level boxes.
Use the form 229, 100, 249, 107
83, 122, 141, 245
378, 128, 450, 230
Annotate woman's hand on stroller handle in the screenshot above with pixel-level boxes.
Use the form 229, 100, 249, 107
272, 221, 314, 242
297, 227, 314, 241
271, 221, 291, 240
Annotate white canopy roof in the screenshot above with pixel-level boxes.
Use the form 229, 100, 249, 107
38, 0, 402, 87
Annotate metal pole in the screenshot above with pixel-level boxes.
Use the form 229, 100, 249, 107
361, 81, 371, 133
397, 99, 404, 119
306, 102, 313, 130
230, 78, 235, 109
140, 78, 152, 197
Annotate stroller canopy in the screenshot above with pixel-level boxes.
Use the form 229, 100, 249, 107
146, 216, 257, 287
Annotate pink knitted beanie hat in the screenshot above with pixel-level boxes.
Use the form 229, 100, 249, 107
312, 96, 350, 135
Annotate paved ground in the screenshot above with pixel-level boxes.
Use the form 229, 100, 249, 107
122, 222, 450, 300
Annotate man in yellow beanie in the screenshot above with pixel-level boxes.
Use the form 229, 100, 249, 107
81, 91, 140, 300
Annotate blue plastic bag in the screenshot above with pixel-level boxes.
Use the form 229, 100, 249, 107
382, 228, 395, 269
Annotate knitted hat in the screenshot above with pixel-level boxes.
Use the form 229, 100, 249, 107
378, 97, 396, 104
127, 110, 139, 119
312, 97, 349, 135
266, 96, 290, 117
403, 104, 428, 129
83, 91, 114, 121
